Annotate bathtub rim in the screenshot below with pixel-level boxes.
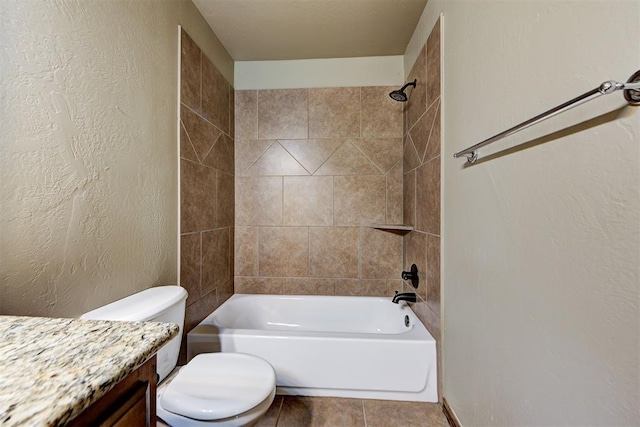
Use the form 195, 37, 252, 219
198, 293, 436, 342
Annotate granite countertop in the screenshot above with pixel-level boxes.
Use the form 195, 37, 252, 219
0, 316, 179, 426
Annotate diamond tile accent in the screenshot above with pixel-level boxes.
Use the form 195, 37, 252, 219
279, 139, 343, 174
315, 140, 381, 176
245, 142, 308, 176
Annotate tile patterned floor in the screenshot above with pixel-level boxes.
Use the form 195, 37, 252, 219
159, 396, 449, 426
257, 396, 450, 427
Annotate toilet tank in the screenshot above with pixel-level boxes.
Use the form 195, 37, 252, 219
81, 286, 188, 382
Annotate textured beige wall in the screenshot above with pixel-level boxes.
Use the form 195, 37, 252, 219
1, 0, 232, 317
234, 87, 405, 296
406, 1, 640, 425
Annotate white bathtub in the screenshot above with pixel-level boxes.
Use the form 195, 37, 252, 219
187, 294, 438, 402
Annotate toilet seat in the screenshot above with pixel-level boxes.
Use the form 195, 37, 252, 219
160, 353, 276, 421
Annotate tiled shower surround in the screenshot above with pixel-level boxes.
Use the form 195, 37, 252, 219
402, 17, 442, 388
234, 87, 406, 296
179, 29, 235, 360
180, 20, 442, 399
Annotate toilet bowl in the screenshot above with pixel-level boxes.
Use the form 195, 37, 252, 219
81, 286, 276, 426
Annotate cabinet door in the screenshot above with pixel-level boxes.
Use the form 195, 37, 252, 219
68, 356, 157, 427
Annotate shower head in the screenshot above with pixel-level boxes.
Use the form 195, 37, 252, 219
389, 79, 417, 102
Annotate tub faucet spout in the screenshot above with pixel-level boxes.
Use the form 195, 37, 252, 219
392, 291, 417, 304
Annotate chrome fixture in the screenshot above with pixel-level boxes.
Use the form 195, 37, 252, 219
401, 264, 419, 289
389, 79, 417, 102
392, 291, 417, 304
454, 70, 640, 163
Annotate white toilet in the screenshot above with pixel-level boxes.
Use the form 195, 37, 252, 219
81, 286, 276, 427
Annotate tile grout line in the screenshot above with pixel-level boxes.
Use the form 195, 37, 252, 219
362, 399, 368, 427
274, 396, 285, 426
198, 231, 203, 298
420, 100, 441, 164
255, 90, 260, 140
181, 101, 233, 140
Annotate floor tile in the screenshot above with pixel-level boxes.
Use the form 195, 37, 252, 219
277, 396, 365, 427
363, 399, 448, 427
256, 396, 284, 427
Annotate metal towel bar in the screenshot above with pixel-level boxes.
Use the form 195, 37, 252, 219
454, 70, 640, 163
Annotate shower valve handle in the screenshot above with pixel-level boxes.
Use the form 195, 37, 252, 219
401, 264, 419, 289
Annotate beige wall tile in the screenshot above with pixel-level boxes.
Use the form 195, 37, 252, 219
403, 134, 421, 172
334, 176, 386, 225
181, 159, 216, 233
245, 142, 308, 176
202, 228, 230, 293
386, 161, 403, 224
405, 46, 427, 131
235, 90, 258, 140
387, 279, 403, 295
309, 87, 361, 138
415, 157, 440, 235
281, 278, 335, 295
181, 105, 222, 162
236, 176, 282, 226
229, 227, 235, 287
426, 17, 441, 109
309, 227, 359, 278
234, 277, 284, 294
258, 89, 308, 139
229, 90, 235, 139
202, 55, 229, 134
414, 301, 441, 343
424, 101, 441, 163
180, 120, 198, 162
235, 226, 258, 277
280, 139, 343, 175
284, 176, 333, 226
216, 171, 234, 227
235, 139, 274, 175
184, 290, 217, 333
403, 169, 416, 227
426, 234, 441, 316
409, 101, 437, 163
404, 231, 427, 300
315, 140, 381, 176
180, 29, 201, 112
259, 227, 309, 277
202, 133, 234, 174
361, 228, 403, 279
361, 86, 403, 138
180, 232, 201, 306
353, 138, 403, 174
335, 279, 389, 296
217, 278, 233, 307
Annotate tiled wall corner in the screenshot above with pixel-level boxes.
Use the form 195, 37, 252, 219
234, 85, 404, 297
402, 17, 443, 399
179, 29, 234, 363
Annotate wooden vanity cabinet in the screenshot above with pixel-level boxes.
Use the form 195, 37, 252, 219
67, 356, 157, 427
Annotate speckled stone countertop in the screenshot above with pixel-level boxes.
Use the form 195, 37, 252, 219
0, 316, 179, 426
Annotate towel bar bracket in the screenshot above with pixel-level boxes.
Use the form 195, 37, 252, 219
623, 70, 640, 104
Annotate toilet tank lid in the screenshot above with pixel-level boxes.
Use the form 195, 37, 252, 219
81, 286, 188, 322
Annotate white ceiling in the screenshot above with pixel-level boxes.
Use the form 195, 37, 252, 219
192, 0, 428, 61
